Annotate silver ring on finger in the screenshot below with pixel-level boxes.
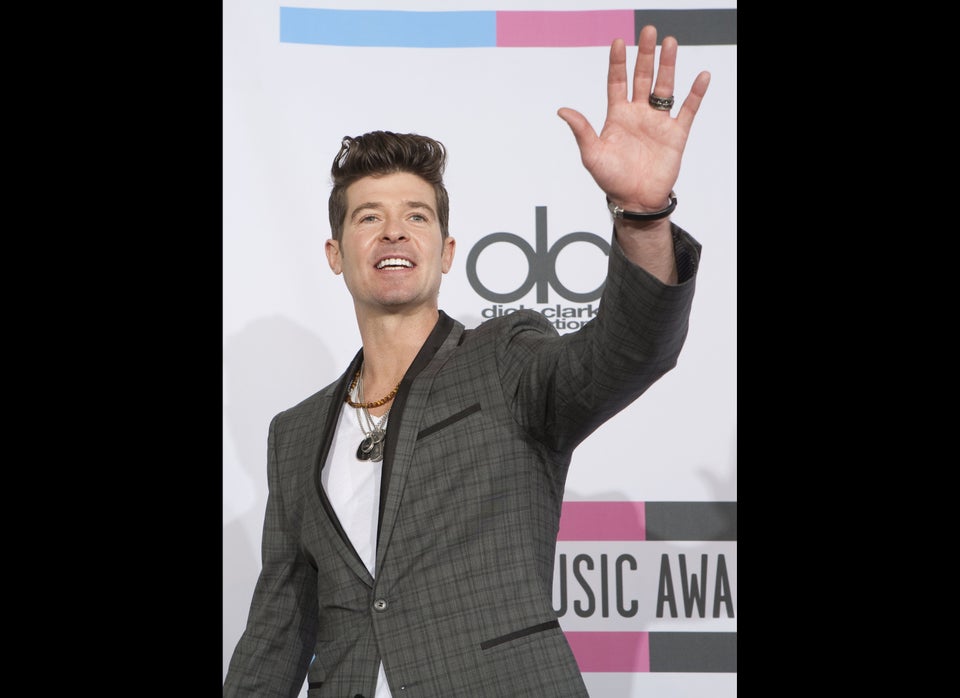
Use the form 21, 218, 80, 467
648, 93, 674, 111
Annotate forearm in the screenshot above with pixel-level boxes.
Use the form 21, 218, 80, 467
613, 216, 677, 285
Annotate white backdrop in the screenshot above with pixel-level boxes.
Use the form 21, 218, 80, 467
223, 1, 736, 695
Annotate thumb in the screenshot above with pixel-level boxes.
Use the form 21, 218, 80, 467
557, 107, 597, 154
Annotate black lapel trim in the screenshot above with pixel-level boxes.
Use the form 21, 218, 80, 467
312, 349, 364, 550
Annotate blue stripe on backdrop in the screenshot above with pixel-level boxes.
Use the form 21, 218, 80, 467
279, 8, 497, 48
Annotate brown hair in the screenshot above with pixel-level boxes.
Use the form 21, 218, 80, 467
328, 131, 450, 242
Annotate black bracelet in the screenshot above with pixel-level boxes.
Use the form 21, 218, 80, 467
606, 191, 677, 221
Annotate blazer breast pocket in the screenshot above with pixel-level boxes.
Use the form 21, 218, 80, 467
416, 402, 481, 440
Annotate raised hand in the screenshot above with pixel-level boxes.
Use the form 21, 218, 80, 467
557, 25, 711, 214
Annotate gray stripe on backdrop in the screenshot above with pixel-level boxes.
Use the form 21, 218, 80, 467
649, 631, 738, 672
645, 502, 738, 541
634, 9, 738, 45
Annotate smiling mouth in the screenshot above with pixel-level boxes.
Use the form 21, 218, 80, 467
376, 258, 414, 270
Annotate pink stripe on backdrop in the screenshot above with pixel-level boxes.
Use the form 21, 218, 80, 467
556, 501, 646, 541
496, 10, 635, 47
565, 631, 650, 672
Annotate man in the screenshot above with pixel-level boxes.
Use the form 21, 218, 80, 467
225, 25, 711, 697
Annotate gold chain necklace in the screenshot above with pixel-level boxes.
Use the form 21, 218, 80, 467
345, 368, 400, 409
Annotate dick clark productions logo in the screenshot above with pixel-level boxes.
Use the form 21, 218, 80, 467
466, 206, 609, 304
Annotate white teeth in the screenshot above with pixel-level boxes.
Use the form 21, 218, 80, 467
376, 258, 413, 269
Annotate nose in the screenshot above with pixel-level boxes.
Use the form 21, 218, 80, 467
382, 219, 408, 241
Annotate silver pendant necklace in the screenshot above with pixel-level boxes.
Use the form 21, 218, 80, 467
353, 370, 390, 462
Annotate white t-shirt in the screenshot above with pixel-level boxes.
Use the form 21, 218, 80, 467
321, 402, 392, 698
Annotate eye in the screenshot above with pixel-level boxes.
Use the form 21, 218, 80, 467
410, 213, 427, 222
359, 213, 379, 223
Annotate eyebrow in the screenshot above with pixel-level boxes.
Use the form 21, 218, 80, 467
349, 200, 436, 220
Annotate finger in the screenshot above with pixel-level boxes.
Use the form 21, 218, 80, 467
632, 25, 658, 100
675, 71, 712, 132
607, 38, 628, 109
652, 35, 677, 100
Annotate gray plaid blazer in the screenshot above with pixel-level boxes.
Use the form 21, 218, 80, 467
224, 226, 701, 698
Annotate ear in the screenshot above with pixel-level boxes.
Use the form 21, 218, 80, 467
440, 236, 456, 274
325, 239, 342, 274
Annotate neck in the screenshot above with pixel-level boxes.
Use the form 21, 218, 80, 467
355, 308, 439, 415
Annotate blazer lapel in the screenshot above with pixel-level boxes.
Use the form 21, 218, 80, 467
375, 311, 464, 572
310, 350, 373, 584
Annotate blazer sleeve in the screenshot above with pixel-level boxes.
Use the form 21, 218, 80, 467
223, 412, 320, 698
503, 223, 701, 454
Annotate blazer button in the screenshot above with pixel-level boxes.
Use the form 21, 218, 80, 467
373, 598, 388, 611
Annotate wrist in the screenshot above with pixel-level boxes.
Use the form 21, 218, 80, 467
606, 191, 677, 221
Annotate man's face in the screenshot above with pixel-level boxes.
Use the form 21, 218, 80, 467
325, 171, 455, 316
